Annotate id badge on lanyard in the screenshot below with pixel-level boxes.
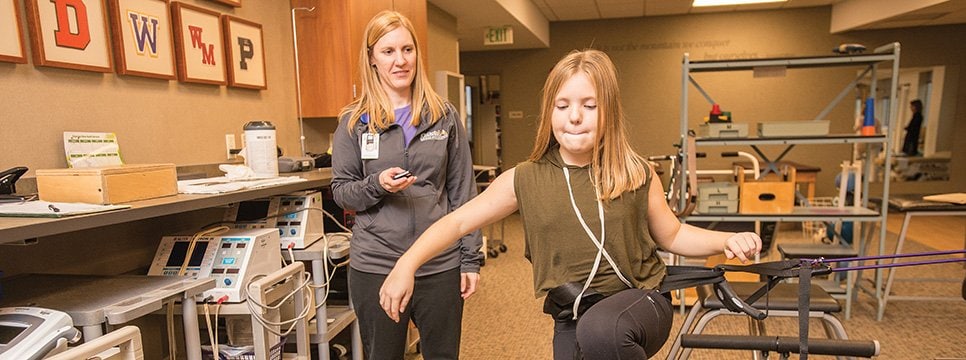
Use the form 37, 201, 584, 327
361, 132, 379, 159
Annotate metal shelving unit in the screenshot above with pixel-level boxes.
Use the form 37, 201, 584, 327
678, 43, 901, 319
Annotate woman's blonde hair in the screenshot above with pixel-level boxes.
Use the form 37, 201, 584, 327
340, 10, 446, 133
528, 49, 650, 200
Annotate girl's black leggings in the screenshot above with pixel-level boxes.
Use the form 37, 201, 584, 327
552, 288, 673, 359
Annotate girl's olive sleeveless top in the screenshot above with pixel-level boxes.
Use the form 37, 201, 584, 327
513, 148, 666, 298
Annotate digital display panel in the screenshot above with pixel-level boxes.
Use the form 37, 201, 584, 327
235, 200, 271, 222
165, 241, 210, 267
0, 324, 27, 344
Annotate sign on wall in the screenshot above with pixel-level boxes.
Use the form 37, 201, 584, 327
172, 1, 225, 85
109, 0, 177, 79
0, 0, 27, 63
484, 26, 513, 46
222, 15, 265, 89
25, 0, 113, 72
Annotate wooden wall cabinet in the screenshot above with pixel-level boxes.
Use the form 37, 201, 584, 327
292, 0, 428, 118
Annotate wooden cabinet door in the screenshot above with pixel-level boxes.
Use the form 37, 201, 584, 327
347, 0, 393, 106
292, 0, 353, 118
391, 0, 428, 58
292, 0, 427, 118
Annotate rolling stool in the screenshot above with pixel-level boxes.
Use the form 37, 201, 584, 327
668, 282, 852, 360
778, 243, 858, 319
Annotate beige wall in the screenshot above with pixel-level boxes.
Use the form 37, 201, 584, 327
460, 6, 966, 196
0, 1, 300, 175
1, 3, 298, 354
0, 1, 463, 275
427, 2, 459, 75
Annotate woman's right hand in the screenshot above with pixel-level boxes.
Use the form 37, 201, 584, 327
379, 267, 415, 322
380, 167, 417, 193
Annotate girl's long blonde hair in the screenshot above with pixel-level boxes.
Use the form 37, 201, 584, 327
528, 49, 650, 200
340, 11, 446, 133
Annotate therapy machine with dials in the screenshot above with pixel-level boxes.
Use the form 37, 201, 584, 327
223, 191, 325, 249
148, 228, 281, 302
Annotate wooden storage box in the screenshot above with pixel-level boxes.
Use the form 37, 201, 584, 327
37, 164, 177, 204
738, 166, 796, 214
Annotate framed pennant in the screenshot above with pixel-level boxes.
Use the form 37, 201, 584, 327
222, 15, 265, 89
0, 0, 27, 63
25, 0, 113, 72
108, 0, 176, 79
171, 1, 224, 85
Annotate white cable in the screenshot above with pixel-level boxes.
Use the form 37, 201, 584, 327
562, 167, 633, 320
179, 226, 231, 276
319, 209, 353, 233
166, 301, 177, 360
203, 302, 218, 357
244, 271, 315, 337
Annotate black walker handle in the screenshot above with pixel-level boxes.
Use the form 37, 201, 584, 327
714, 281, 767, 320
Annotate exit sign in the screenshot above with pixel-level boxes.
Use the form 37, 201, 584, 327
484, 26, 513, 46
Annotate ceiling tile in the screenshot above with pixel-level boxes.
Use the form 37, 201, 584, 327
782, 0, 837, 8
598, 0, 645, 18
429, 0, 966, 51
645, 0, 692, 16
553, 5, 601, 20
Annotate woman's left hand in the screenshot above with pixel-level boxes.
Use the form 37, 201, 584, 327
461, 272, 480, 299
723, 232, 762, 263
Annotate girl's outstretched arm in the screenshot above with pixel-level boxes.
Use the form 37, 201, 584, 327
379, 168, 520, 322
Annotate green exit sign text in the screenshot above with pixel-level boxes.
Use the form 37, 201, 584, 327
484, 26, 513, 46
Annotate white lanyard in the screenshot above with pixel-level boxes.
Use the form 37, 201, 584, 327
562, 167, 632, 319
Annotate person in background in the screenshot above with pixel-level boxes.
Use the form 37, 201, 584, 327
902, 99, 924, 156
378, 49, 760, 359
330, 10, 481, 360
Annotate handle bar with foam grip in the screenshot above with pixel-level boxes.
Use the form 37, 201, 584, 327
713, 280, 767, 320
681, 335, 880, 357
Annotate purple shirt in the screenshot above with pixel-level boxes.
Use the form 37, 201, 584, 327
394, 105, 415, 147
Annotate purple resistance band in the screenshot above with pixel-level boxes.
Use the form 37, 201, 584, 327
801, 249, 966, 272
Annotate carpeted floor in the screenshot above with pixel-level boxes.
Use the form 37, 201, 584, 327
403, 214, 965, 359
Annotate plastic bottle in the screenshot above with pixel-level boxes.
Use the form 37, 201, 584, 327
244, 121, 279, 178
861, 98, 876, 136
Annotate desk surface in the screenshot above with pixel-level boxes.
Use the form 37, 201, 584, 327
0, 274, 213, 326
0, 169, 332, 244
887, 194, 966, 212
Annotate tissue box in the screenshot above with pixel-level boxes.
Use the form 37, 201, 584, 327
37, 164, 177, 204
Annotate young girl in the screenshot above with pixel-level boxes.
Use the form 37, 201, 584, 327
378, 49, 760, 359
330, 10, 481, 359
